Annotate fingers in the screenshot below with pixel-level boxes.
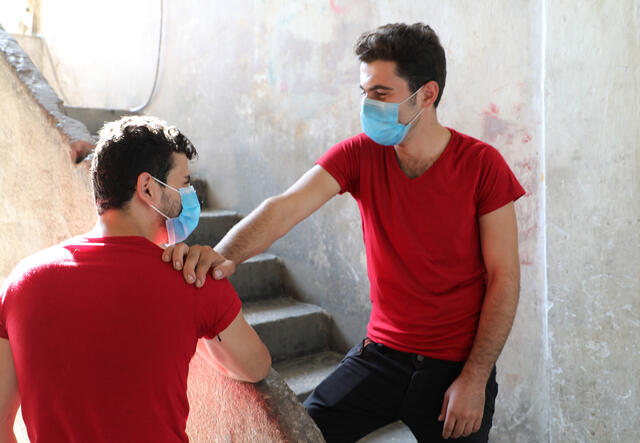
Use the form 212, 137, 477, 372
162, 243, 234, 287
183, 245, 206, 285
438, 392, 449, 422
193, 247, 219, 288
472, 417, 482, 434
161, 242, 190, 271
442, 414, 455, 439
161, 245, 175, 263
213, 260, 236, 280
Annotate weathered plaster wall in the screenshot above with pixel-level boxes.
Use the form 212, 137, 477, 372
0, 29, 96, 287
25, 1, 548, 440
545, 1, 640, 441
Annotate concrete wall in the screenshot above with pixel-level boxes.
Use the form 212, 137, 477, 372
11, 0, 640, 441
545, 1, 640, 441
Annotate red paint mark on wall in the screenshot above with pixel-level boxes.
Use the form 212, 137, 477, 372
522, 133, 532, 144
330, 0, 348, 13
519, 160, 534, 171
484, 103, 499, 116
520, 257, 534, 266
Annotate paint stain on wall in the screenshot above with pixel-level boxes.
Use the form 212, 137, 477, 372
329, 0, 350, 14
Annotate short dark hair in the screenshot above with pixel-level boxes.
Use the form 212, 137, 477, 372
91, 116, 197, 214
355, 23, 447, 107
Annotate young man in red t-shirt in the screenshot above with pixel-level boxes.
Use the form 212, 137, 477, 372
165, 24, 524, 442
0, 116, 271, 442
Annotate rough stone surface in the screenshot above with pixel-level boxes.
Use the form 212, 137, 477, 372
187, 341, 324, 442
0, 26, 92, 147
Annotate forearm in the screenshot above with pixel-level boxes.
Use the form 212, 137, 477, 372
461, 274, 520, 383
215, 196, 295, 264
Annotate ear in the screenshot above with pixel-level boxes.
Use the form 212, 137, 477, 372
419, 80, 440, 108
135, 172, 158, 205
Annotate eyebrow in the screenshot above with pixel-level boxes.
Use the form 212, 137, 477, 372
360, 84, 394, 92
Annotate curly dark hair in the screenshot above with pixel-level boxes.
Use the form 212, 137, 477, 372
90, 115, 197, 214
355, 23, 447, 107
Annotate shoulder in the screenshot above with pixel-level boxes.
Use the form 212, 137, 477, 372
448, 128, 508, 166
1, 240, 75, 296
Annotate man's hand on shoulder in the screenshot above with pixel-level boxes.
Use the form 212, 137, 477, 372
438, 373, 486, 439
162, 243, 236, 288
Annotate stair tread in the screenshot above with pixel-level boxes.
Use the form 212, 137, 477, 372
273, 351, 343, 397
242, 252, 278, 263
358, 421, 415, 442
200, 209, 241, 217
243, 298, 325, 325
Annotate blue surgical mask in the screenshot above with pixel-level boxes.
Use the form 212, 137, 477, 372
148, 176, 201, 245
360, 88, 423, 146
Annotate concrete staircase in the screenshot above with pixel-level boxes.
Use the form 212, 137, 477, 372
187, 207, 345, 403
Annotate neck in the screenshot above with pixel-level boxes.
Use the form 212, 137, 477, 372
90, 206, 164, 245
394, 112, 451, 178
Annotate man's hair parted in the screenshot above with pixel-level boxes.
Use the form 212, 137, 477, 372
90, 115, 197, 215
355, 23, 447, 107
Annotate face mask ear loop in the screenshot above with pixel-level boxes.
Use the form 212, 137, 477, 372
150, 175, 180, 193
148, 202, 170, 220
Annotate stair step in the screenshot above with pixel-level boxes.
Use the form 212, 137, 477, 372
187, 210, 242, 246
243, 298, 331, 363
230, 253, 284, 302
273, 351, 343, 402
62, 106, 138, 136
358, 421, 416, 442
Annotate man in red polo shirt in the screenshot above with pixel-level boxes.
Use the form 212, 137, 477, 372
0, 116, 271, 442
165, 23, 524, 442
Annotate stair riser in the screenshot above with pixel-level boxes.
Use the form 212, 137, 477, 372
230, 259, 284, 302
187, 214, 241, 246
253, 313, 330, 363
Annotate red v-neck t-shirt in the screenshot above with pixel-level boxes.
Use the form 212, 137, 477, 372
316, 129, 525, 361
0, 235, 241, 442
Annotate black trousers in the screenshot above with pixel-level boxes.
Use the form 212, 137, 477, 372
303, 339, 498, 443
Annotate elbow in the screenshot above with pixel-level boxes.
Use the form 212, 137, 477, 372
250, 349, 272, 383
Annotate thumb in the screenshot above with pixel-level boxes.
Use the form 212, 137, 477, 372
438, 392, 449, 422
213, 260, 236, 280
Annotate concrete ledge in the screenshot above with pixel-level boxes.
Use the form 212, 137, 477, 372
186, 340, 324, 442
0, 25, 93, 162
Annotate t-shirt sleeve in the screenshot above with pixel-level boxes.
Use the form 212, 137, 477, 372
195, 278, 242, 339
315, 135, 362, 195
476, 146, 526, 216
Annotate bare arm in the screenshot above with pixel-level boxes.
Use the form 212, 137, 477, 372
164, 165, 341, 284
204, 311, 271, 383
440, 202, 520, 439
215, 165, 341, 263
0, 339, 19, 443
